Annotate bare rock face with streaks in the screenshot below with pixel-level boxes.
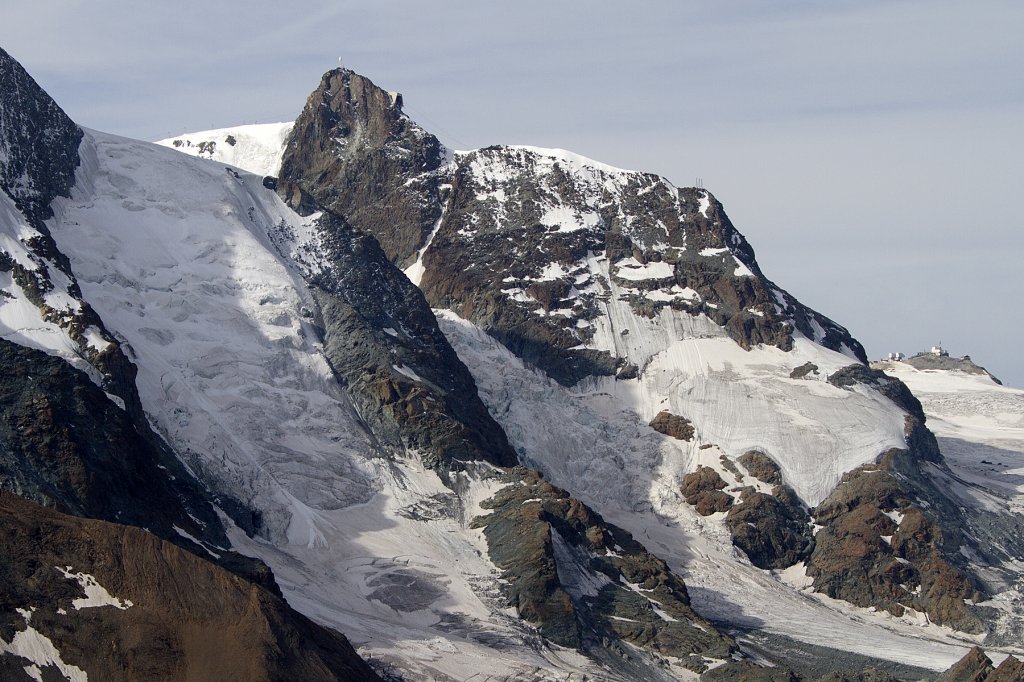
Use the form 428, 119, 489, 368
278, 68, 446, 267
0, 494, 379, 682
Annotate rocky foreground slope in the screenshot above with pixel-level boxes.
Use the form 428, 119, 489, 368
1, 44, 1022, 680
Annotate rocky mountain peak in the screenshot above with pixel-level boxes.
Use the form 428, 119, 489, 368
279, 67, 448, 265
319, 68, 405, 135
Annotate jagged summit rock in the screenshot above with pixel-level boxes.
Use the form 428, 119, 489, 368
280, 67, 447, 264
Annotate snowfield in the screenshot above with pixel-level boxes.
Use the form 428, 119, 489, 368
879, 361, 1024, 514
156, 122, 293, 178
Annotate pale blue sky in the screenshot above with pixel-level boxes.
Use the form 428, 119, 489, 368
4, 0, 1022, 384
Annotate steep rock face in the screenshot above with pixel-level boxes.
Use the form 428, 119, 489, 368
0, 46, 81, 224
306, 210, 518, 472
0, 339, 219, 540
279, 68, 447, 267
472, 467, 735, 671
0, 318, 279, 594
0, 493, 380, 682
725, 485, 814, 570
0, 45, 144, 422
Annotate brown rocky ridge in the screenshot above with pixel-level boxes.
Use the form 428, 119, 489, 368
936, 646, 1024, 682
0, 493, 380, 681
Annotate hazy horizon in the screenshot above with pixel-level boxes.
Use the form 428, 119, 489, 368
3, 0, 1021, 385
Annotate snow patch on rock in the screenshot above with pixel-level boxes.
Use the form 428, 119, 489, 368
56, 567, 133, 610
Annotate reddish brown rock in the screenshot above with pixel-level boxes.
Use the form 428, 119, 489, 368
650, 410, 695, 441
738, 450, 783, 485
807, 451, 983, 632
988, 656, 1024, 682
0, 493, 380, 681
937, 647, 995, 682
682, 466, 734, 515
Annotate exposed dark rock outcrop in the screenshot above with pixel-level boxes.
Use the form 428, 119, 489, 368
0, 493, 380, 682
681, 465, 734, 515
650, 410, 695, 441
681, 452, 813, 570
279, 68, 446, 268
988, 656, 1024, 682
0, 46, 81, 224
828, 669, 900, 681
0, 340, 212, 534
702, 660, 800, 681
306, 210, 517, 472
701, 652, 1024, 682
936, 647, 995, 682
0, 339, 277, 590
738, 450, 783, 485
902, 353, 1002, 385
725, 485, 814, 570
472, 467, 735, 669
789, 362, 819, 379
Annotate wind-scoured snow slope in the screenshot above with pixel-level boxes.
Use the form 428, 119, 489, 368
156, 122, 293, 177
44, 130, 637, 680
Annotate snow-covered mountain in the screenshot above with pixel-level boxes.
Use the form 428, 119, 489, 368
2, 46, 1023, 681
